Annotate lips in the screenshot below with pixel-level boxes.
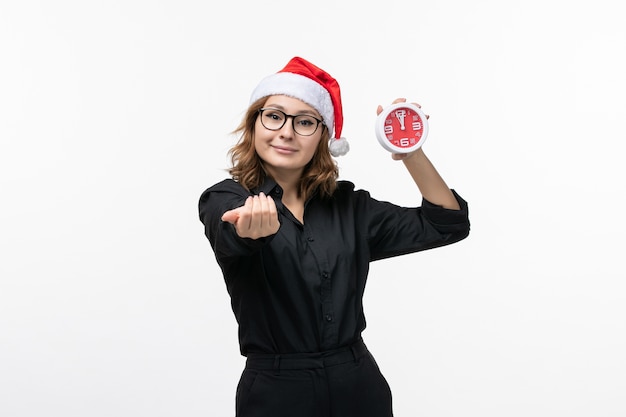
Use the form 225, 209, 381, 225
271, 145, 297, 154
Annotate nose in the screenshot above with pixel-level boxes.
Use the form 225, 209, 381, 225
278, 116, 296, 138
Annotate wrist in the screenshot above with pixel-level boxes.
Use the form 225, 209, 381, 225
402, 148, 426, 163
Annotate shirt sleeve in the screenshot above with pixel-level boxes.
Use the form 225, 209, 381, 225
198, 179, 275, 260
355, 188, 470, 261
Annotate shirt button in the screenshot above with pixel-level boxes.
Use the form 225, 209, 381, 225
322, 272, 329, 279
325, 314, 333, 322
307, 237, 314, 242
273, 188, 282, 196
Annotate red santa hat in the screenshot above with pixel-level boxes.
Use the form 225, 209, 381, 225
250, 56, 349, 157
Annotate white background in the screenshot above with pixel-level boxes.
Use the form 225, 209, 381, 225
1, 0, 625, 416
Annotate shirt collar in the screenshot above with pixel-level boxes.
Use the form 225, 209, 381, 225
253, 176, 282, 197
253, 176, 319, 204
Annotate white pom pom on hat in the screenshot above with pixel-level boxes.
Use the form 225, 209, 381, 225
250, 56, 349, 157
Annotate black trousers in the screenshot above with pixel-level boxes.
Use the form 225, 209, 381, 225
235, 339, 394, 417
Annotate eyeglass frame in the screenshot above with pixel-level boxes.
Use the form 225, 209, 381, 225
257, 107, 326, 136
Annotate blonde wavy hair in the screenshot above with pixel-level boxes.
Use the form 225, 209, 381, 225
228, 98, 339, 199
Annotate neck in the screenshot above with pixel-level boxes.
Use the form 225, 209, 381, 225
265, 167, 302, 199
280, 185, 305, 224
266, 170, 306, 223
275, 179, 301, 205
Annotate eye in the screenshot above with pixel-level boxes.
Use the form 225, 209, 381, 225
295, 116, 316, 127
264, 110, 284, 121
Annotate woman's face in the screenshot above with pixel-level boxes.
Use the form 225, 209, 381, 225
254, 95, 324, 180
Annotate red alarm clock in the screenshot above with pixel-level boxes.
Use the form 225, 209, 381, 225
375, 102, 428, 153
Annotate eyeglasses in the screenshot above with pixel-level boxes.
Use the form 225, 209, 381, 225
258, 108, 325, 136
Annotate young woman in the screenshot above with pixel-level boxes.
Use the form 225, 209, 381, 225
198, 56, 470, 417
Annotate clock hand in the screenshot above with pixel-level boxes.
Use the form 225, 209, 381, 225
395, 109, 406, 130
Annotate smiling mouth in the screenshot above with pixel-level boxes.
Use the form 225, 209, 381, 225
272, 145, 297, 153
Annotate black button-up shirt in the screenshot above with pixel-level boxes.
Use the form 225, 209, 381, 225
199, 178, 470, 355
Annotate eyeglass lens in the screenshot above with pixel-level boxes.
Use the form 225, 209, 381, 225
259, 108, 322, 136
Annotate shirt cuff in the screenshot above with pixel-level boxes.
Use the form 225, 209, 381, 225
421, 189, 469, 225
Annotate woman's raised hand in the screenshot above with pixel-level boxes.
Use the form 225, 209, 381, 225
221, 192, 280, 239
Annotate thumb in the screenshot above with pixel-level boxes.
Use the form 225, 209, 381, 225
221, 209, 240, 224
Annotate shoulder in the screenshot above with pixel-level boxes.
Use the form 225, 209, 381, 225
200, 179, 249, 201
336, 180, 356, 192
324, 180, 375, 208
325, 180, 356, 202
198, 179, 251, 221
333, 180, 373, 200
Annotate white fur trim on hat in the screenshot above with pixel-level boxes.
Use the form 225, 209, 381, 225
250, 72, 335, 138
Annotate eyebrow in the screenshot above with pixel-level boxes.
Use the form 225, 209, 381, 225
264, 104, 319, 117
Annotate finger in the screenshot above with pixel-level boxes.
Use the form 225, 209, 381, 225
376, 104, 383, 115
392, 97, 406, 104
249, 195, 263, 232
267, 195, 279, 231
408, 102, 428, 118
258, 192, 270, 229
236, 196, 254, 232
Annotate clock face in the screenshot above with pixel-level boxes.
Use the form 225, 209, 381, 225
375, 103, 428, 153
